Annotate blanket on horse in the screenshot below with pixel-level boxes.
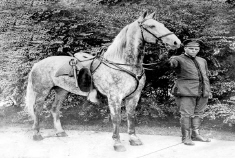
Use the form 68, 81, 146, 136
55, 57, 75, 77
54, 54, 95, 92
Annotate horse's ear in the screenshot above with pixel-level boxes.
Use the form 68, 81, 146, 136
146, 12, 156, 19
138, 11, 148, 22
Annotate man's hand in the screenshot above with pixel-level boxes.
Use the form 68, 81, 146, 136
159, 52, 168, 61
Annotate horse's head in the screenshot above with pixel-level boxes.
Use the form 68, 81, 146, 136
137, 11, 181, 50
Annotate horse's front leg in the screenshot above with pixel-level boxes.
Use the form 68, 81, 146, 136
108, 96, 126, 152
124, 94, 143, 146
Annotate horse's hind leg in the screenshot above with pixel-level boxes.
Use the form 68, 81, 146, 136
31, 91, 50, 141
32, 99, 44, 141
50, 87, 68, 137
124, 93, 143, 146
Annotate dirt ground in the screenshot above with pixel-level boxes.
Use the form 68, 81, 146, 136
0, 106, 235, 158
0, 126, 235, 158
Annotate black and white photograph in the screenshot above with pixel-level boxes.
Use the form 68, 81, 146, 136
0, 0, 235, 158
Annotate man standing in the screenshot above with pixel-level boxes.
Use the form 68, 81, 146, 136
169, 39, 212, 145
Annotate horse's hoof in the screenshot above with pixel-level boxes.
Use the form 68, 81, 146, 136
114, 143, 126, 152
33, 134, 43, 141
56, 131, 68, 137
129, 139, 143, 146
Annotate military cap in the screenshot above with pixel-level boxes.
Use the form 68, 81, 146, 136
183, 39, 204, 47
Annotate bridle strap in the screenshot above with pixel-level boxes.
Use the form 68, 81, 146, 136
158, 32, 175, 39
138, 20, 174, 68
138, 21, 174, 43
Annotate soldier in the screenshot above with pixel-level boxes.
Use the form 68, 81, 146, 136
169, 39, 212, 145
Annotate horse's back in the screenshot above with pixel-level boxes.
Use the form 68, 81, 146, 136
33, 56, 72, 70
30, 56, 88, 96
29, 56, 73, 92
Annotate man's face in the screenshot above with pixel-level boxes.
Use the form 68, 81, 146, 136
184, 46, 200, 58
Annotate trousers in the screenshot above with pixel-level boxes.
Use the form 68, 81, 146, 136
174, 96, 208, 118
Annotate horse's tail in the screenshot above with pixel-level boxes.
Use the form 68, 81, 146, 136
25, 69, 36, 117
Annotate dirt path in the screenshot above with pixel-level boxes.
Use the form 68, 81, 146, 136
0, 126, 235, 158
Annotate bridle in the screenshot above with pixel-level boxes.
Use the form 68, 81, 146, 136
138, 19, 175, 45
138, 19, 175, 69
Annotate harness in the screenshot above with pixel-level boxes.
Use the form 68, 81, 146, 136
91, 54, 145, 99
74, 19, 176, 99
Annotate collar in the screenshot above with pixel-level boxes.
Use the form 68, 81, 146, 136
184, 53, 196, 59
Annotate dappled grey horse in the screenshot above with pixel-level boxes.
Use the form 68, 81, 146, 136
25, 11, 181, 152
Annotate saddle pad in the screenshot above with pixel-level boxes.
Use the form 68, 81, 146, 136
54, 58, 74, 77
74, 52, 94, 61
54, 56, 93, 92
55, 52, 95, 77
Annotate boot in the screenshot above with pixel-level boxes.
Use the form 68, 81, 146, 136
191, 117, 211, 142
180, 117, 195, 145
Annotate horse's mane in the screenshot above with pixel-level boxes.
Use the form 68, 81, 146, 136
104, 24, 131, 59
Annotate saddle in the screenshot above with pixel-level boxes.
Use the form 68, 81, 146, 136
55, 53, 97, 92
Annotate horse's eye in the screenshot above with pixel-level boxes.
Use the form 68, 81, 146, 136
149, 25, 155, 28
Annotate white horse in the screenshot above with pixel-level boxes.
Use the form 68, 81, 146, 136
25, 11, 181, 152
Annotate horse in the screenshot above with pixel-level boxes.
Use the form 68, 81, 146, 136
25, 11, 181, 152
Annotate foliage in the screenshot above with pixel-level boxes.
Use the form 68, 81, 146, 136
60, 93, 110, 122
1, 0, 235, 124
90, 0, 121, 5
226, 0, 235, 6
205, 98, 235, 124
89, 0, 136, 5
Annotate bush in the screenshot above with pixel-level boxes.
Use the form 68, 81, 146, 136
1, 0, 235, 124
226, 0, 235, 6
206, 98, 235, 124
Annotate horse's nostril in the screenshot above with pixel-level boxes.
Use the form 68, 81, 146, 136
174, 41, 177, 45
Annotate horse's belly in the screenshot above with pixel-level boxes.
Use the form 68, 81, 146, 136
52, 76, 88, 96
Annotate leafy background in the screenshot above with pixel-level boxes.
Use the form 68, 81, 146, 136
1, 0, 235, 126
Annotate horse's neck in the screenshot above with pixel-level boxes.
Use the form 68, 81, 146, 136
104, 23, 144, 72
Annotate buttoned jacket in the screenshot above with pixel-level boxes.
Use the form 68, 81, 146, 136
169, 54, 211, 97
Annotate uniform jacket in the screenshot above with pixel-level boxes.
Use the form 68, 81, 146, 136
169, 54, 211, 97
